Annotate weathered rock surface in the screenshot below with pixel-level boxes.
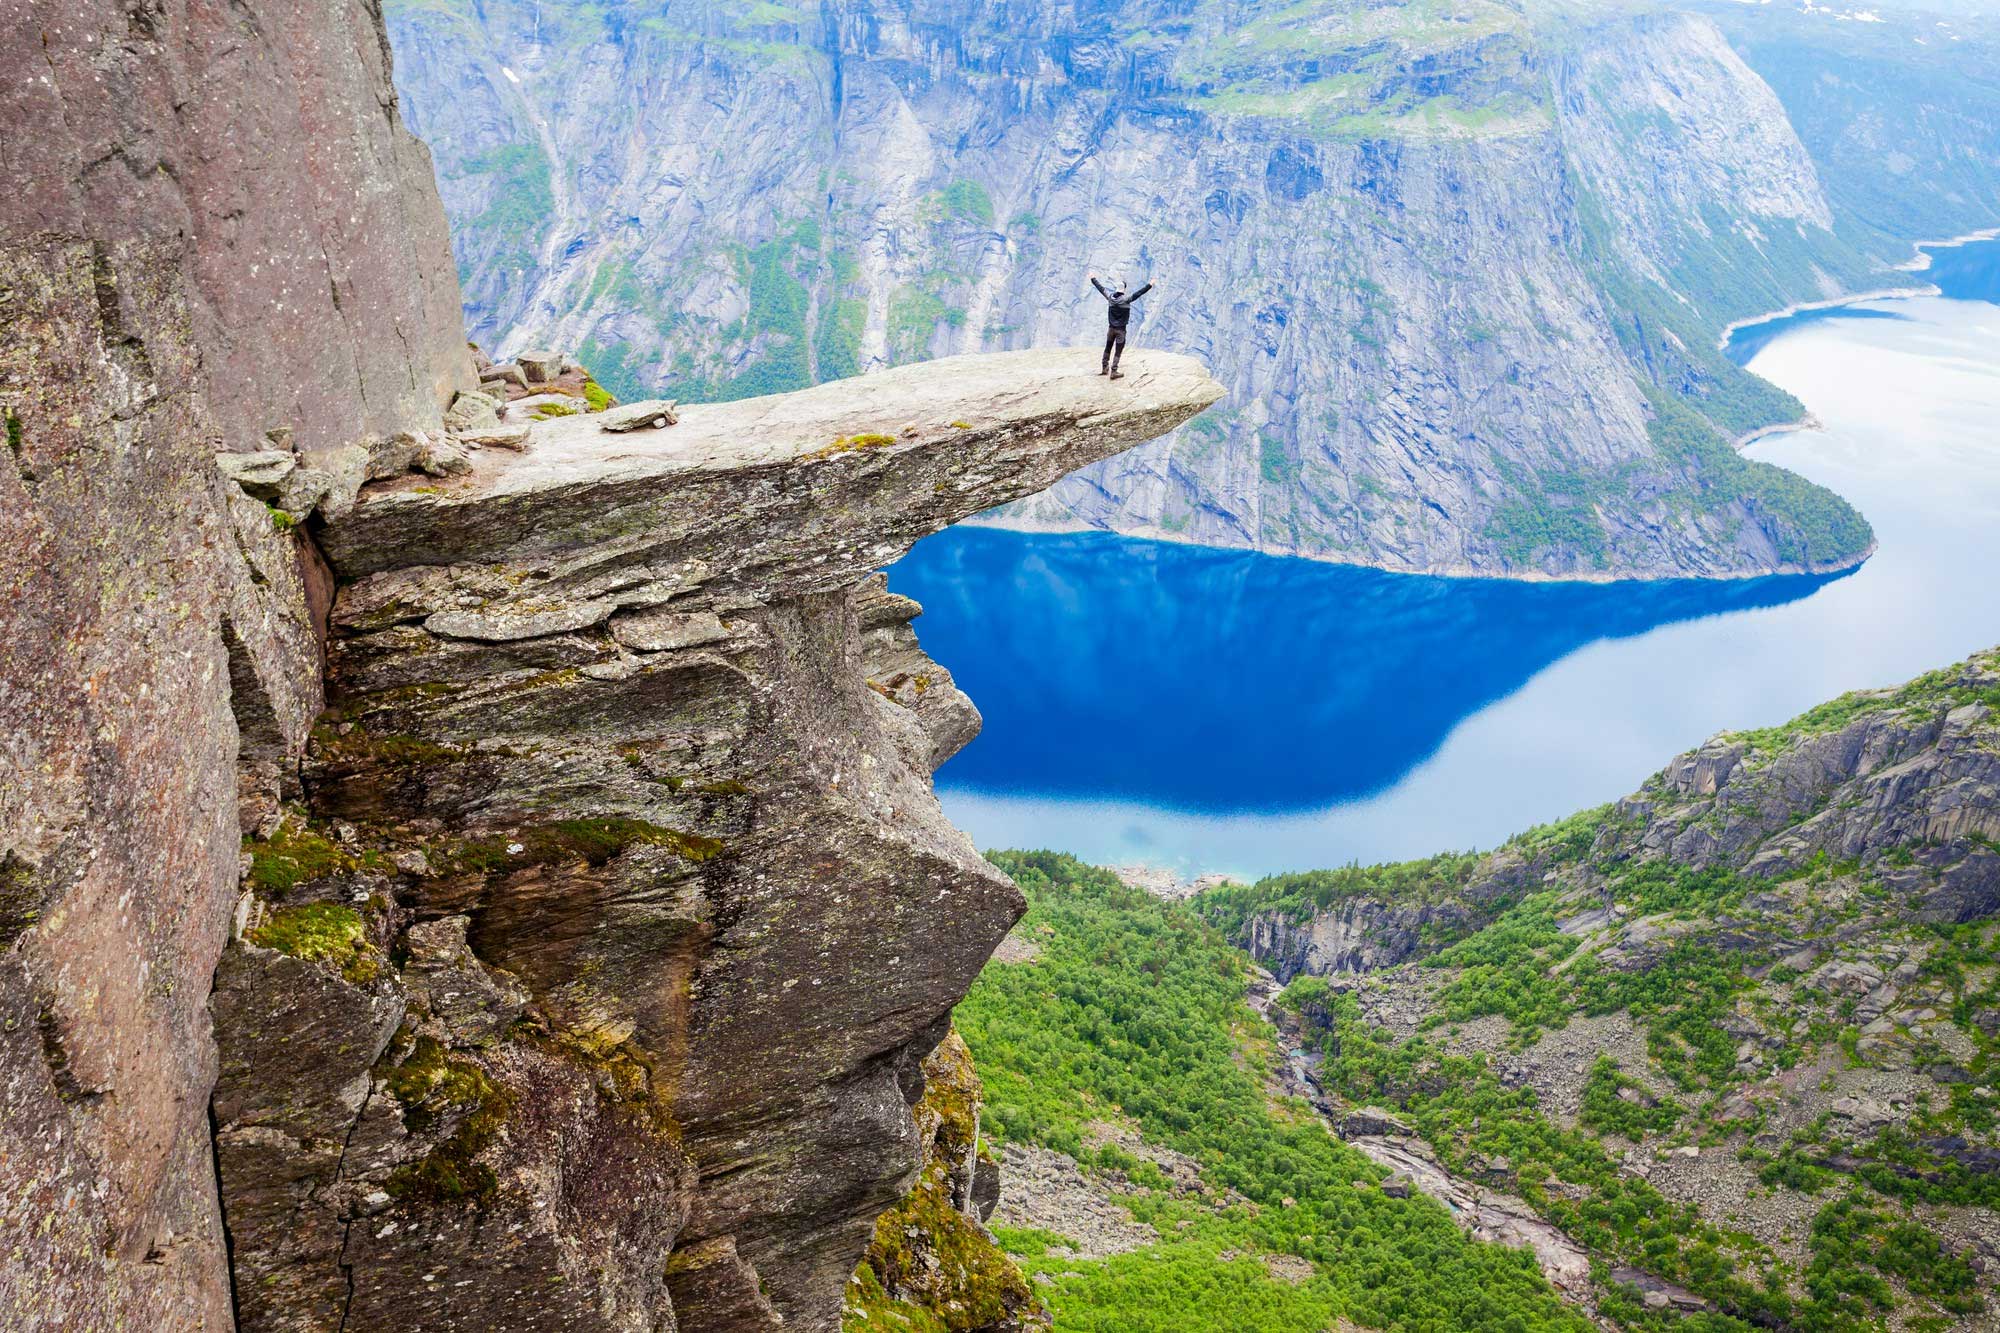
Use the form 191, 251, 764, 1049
206, 348, 1222, 1331
1240, 893, 1482, 981
0, 5, 1218, 1331
0, 1, 470, 1327
846, 1029, 1047, 1332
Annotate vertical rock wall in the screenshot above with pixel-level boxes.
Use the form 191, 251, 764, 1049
0, 1, 473, 1327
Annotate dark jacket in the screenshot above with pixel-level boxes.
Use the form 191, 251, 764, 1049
1092, 277, 1153, 330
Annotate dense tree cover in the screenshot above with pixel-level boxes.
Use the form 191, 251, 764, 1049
1308, 989, 1782, 1326
959, 852, 1596, 1333
1642, 389, 1874, 569
961, 822, 1992, 1332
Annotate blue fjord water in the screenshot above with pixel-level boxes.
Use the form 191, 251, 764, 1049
886, 237, 2000, 880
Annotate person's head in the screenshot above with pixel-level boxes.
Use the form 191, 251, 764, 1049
1112, 287, 1127, 301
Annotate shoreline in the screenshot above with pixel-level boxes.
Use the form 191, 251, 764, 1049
1893, 225, 2000, 272
959, 513, 1875, 587
1716, 222, 2000, 349
969, 224, 1994, 590
1713, 285, 1937, 351
1734, 411, 1821, 450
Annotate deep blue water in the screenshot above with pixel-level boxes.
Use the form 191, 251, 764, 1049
1923, 231, 2000, 303
892, 530, 1843, 813
887, 234, 2000, 877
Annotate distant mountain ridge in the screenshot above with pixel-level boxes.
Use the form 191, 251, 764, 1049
384, 0, 1999, 579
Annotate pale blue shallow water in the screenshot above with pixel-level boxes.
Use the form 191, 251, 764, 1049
887, 239, 2000, 879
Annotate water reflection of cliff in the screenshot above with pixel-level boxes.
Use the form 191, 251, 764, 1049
890, 528, 1846, 814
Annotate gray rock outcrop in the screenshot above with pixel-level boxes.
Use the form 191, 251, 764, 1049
209, 346, 1221, 1332
1, 2, 471, 1327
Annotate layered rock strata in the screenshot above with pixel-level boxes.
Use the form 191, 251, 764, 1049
0, 1, 1223, 1329
209, 348, 1223, 1332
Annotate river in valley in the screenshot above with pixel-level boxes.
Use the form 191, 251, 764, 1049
886, 237, 2000, 880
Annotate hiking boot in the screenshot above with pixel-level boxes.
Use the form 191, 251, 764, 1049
1109, 371, 1125, 380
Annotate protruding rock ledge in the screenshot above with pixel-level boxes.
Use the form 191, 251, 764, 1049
318, 347, 1225, 590
209, 348, 1222, 1333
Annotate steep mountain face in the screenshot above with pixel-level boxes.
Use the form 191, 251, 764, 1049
1, 2, 472, 1326
385, 0, 1889, 579
1706, 0, 2000, 250
0, 2, 1220, 1329
1203, 649, 2000, 1328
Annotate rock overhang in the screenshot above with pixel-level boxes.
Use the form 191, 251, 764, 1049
316, 347, 1225, 585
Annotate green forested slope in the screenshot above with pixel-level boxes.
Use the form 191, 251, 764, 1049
877, 650, 2000, 1332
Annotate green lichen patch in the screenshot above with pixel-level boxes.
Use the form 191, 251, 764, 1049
804, 431, 898, 462
248, 902, 380, 985
310, 721, 461, 770
842, 1262, 950, 1333
582, 378, 614, 412
434, 817, 726, 878
383, 1035, 513, 1207
850, 1033, 1042, 1333
0, 853, 45, 947
531, 400, 580, 419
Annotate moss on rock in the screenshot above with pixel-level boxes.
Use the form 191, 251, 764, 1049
433, 817, 726, 877
243, 817, 386, 897
382, 1034, 514, 1207
248, 902, 381, 985
846, 1029, 1045, 1333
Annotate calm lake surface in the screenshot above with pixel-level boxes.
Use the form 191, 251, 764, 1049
887, 237, 2000, 879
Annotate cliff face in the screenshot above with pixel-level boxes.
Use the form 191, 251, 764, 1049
385, 0, 1882, 579
0, 3, 1221, 1329
0, 1, 471, 1326
1211, 651, 2000, 1325
210, 348, 1220, 1333
1708, 0, 2000, 249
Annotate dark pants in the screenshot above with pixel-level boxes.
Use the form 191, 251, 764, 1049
1102, 327, 1127, 372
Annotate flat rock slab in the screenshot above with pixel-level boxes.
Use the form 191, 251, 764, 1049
599, 399, 680, 432
319, 348, 1224, 583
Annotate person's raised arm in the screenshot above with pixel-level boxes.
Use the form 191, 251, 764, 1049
1090, 274, 1111, 300
1129, 281, 1154, 302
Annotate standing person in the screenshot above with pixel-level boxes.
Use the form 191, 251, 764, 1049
1088, 272, 1154, 379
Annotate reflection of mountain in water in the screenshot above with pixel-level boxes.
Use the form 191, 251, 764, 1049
1725, 234, 2000, 366
1725, 306, 1912, 366
889, 528, 1845, 814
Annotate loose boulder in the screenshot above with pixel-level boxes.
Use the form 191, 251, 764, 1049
444, 389, 504, 434
516, 349, 564, 385
599, 399, 680, 433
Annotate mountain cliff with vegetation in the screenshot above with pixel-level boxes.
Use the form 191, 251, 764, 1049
1183, 647, 2000, 1330
371, 0, 1995, 580
0, 3, 1221, 1329
908, 649, 1998, 1331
